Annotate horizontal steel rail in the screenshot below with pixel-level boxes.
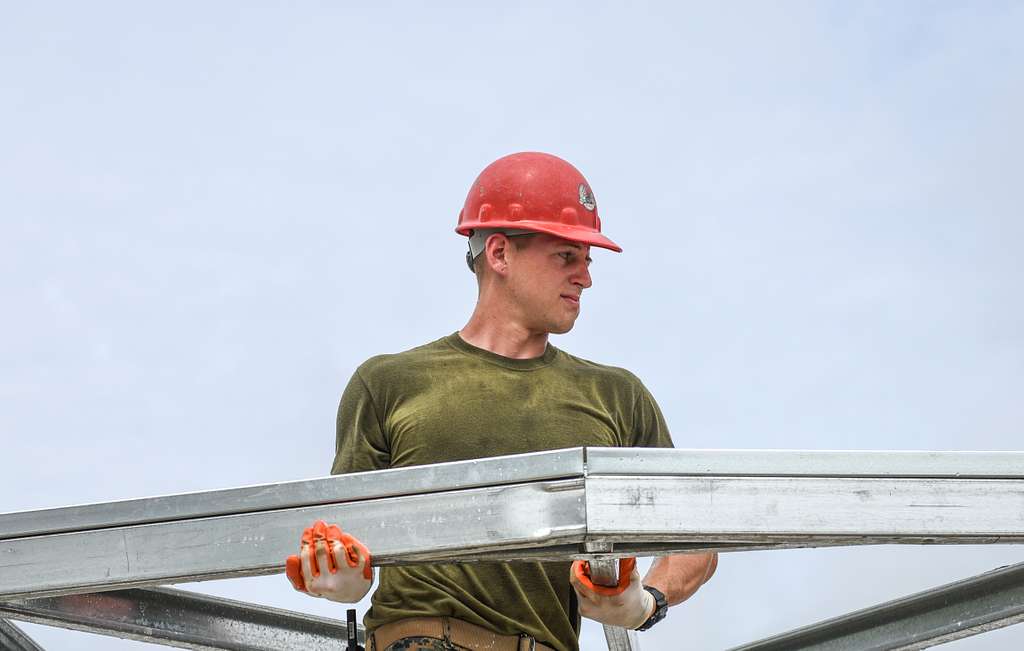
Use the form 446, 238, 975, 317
2, 448, 1022, 602
584, 475, 1024, 543
7, 448, 1020, 542
1, 587, 359, 651
729, 561, 1024, 650
0, 478, 586, 599
0, 448, 585, 540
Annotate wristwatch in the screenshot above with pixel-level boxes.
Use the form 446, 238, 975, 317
636, 585, 668, 631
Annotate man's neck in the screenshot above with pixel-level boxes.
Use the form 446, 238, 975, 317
459, 311, 549, 360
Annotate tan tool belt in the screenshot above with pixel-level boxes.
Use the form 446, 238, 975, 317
368, 616, 557, 651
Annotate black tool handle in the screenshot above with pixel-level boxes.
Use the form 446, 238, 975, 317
346, 608, 363, 651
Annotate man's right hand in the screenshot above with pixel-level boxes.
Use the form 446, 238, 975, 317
285, 520, 373, 603
570, 557, 655, 629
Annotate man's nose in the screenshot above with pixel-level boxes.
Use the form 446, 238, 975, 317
574, 263, 593, 290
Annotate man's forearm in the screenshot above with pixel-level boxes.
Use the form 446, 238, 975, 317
643, 553, 717, 606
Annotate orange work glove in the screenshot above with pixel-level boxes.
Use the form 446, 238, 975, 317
570, 557, 655, 629
571, 557, 637, 595
285, 520, 373, 603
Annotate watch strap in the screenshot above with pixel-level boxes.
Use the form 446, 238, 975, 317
636, 585, 668, 631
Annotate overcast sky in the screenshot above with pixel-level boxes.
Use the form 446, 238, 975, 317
2, 2, 1022, 649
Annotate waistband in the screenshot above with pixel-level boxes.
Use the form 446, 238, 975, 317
368, 616, 557, 651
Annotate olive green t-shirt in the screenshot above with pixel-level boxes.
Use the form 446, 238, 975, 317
331, 333, 673, 651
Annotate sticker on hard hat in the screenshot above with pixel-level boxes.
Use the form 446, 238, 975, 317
578, 184, 596, 211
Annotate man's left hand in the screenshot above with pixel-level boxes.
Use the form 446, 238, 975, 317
569, 558, 655, 629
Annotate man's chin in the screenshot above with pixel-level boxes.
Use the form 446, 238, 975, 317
547, 319, 577, 335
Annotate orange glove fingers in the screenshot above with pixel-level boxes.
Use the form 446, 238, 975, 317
285, 554, 307, 592
301, 522, 321, 577
360, 546, 373, 581
619, 557, 637, 581
304, 520, 342, 577
362, 548, 374, 581
299, 521, 319, 546
325, 540, 339, 574
340, 535, 374, 581
572, 557, 637, 596
324, 524, 344, 573
297, 520, 373, 581
310, 541, 323, 577
340, 533, 360, 567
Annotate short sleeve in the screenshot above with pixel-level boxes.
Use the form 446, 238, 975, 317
331, 368, 391, 475
631, 380, 674, 449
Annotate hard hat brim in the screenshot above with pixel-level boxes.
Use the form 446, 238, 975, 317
456, 220, 623, 253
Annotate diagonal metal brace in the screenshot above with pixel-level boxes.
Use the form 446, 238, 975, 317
729, 561, 1024, 650
0, 586, 360, 650
0, 618, 45, 651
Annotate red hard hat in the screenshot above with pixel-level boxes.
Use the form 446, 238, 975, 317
456, 152, 622, 252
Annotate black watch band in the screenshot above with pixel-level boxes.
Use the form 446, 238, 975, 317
636, 585, 668, 631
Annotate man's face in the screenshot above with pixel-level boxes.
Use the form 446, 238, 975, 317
505, 233, 593, 335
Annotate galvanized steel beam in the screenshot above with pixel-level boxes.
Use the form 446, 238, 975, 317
583, 475, 1024, 545
0, 448, 585, 540
728, 561, 1024, 650
2, 447, 1023, 604
0, 478, 586, 600
0, 587, 359, 650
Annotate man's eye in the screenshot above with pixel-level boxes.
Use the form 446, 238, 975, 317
559, 252, 573, 262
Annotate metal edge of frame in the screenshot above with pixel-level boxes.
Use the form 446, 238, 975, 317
583, 475, 1024, 540
585, 447, 1024, 479
727, 562, 1024, 650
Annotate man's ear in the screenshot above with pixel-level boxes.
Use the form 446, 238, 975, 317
484, 233, 511, 276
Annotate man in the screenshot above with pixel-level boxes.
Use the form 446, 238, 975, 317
285, 152, 717, 650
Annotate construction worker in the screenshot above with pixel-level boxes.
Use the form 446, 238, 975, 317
285, 152, 718, 650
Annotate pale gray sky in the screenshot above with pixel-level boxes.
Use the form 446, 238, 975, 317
2, 2, 1022, 649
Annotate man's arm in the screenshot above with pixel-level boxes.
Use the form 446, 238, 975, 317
569, 552, 717, 629
644, 552, 717, 607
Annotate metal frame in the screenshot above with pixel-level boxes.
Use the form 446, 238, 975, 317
0, 587, 359, 650
2, 446, 1022, 650
0, 619, 45, 651
730, 561, 1024, 650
